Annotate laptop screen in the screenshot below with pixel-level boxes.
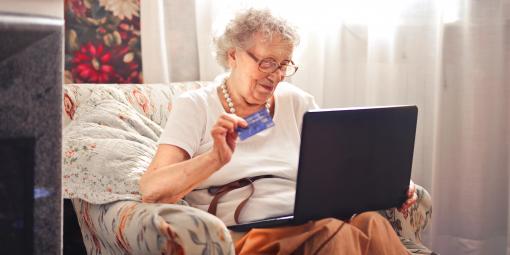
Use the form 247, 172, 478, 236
293, 106, 417, 223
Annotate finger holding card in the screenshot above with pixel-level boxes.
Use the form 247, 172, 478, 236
211, 113, 248, 165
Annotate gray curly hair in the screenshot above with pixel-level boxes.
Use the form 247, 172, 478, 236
213, 8, 300, 69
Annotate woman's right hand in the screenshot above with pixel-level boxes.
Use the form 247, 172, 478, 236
210, 113, 248, 165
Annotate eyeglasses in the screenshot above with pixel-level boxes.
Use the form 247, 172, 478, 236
244, 50, 298, 77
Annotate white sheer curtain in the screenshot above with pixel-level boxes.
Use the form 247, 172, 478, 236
141, 0, 200, 83
152, 0, 510, 253
140, 0, 170, 83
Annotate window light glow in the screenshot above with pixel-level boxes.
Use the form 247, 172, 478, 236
210, 0, 460, 42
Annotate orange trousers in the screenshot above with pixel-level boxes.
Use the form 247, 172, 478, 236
235, 212, 409, 255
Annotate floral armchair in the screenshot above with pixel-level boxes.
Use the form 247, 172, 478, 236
63, 82, 434, 254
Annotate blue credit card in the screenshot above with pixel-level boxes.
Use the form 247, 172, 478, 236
237, 108, 275, 140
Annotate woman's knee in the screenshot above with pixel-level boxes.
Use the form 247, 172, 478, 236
353, 211, 385, 222
350, 211, 392, 234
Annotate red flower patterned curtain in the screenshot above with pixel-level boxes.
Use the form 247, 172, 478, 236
64, 0, 143, 84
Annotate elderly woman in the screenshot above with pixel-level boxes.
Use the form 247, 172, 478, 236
140, 8, 415, 254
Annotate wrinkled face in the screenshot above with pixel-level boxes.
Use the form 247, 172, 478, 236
228, 32, 294, 106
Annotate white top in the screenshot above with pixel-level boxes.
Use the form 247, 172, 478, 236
159, 78, 318, 226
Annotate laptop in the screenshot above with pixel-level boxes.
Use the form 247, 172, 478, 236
227, 105, 418, 232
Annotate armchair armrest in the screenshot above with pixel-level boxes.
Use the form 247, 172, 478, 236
379, 184, 432, 244
71, 198, 235, 255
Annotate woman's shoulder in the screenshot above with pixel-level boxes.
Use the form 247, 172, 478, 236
276, 82, 318, 114
275, 82, 314, 101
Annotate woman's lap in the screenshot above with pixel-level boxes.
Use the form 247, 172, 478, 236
235, 211, 409, 255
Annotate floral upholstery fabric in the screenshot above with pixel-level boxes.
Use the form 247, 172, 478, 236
71, 198, 234, 255
380, 186, 433, 244
63, 85, 163, 204
379, 185, 434, 254
63, 82, 206, 129
64, 82, 434, 254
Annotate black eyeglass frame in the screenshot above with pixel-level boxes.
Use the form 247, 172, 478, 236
244, 50, 299, 77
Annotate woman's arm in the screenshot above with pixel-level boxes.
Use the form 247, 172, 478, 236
139, 145, 221, 203
139, 113, 247, 203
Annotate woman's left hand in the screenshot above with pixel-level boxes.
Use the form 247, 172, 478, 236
400, 180, 417, 211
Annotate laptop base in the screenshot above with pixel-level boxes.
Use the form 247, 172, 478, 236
227, 215, 295, 232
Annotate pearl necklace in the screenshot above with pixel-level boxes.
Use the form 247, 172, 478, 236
220, 78, 271, 114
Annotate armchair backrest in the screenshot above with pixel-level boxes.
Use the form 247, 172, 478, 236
63, 82, 212, 128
